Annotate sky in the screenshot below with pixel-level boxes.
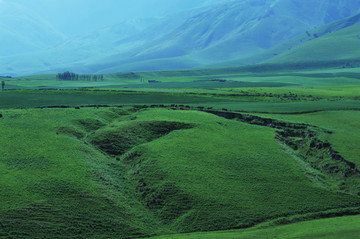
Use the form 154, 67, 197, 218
8, 0, 223, 37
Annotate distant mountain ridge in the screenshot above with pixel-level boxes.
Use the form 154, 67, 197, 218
1, 0, 360, 75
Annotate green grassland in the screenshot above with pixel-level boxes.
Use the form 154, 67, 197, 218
0, 107, 359, 238
1, 89, 360, 114
148, 214, 360, 239
254, 111, 360, 168
0, 90, 233, 109
2, 65, 360, 114
1, 65, 360, 238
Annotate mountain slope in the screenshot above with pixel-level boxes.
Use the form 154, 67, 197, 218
86, 0, 360, 73
216, 13, 360, 68
266, 15, 360, 66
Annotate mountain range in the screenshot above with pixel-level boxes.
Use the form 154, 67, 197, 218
1, 0, 360, 76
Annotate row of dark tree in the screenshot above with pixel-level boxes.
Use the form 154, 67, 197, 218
56, 72, 104, 81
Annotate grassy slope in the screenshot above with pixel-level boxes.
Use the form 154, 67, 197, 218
148, 214, 360, 239
0, 107, 171, 238
254, 111, 360, 168
0, 107, 359, 238
266, 21, 360, 65
215, 13, 360, 68
121, 109, 360, 231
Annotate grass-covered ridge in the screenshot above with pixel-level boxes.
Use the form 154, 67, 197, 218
90, 120, 193, 156
0, 106, 359, 238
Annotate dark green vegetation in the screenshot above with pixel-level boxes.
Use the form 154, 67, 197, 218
0, 90, 231, 109
1, 65, 360, 238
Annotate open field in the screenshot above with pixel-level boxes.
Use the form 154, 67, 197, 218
1, 90, 360, 114
0, 90, 232, 109
1, 66, 360, 113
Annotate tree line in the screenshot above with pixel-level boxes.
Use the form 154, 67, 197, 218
56, 72, 104, 81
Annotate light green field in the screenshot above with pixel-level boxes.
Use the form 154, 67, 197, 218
254, 111, 360, 167
2, 65, 360, 114
148, 214, 360, 239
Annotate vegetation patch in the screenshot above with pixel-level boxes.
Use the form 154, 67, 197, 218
3, 157, 51, 170
1, 106, 360, 238
147, 214, 360, 239
205, 109, 360, 195
73, 118, 106, 132
57, 126, 85, 139
91, 121, 193, 156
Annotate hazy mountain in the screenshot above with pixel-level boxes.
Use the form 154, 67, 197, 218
216, 12, 360, 69
265, 13, 360, 66
1, 0, 360, 75
15, 0, 225, 37
0, 8, 208, 75
0, 2, 66, 57
82, 0, 360, 73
